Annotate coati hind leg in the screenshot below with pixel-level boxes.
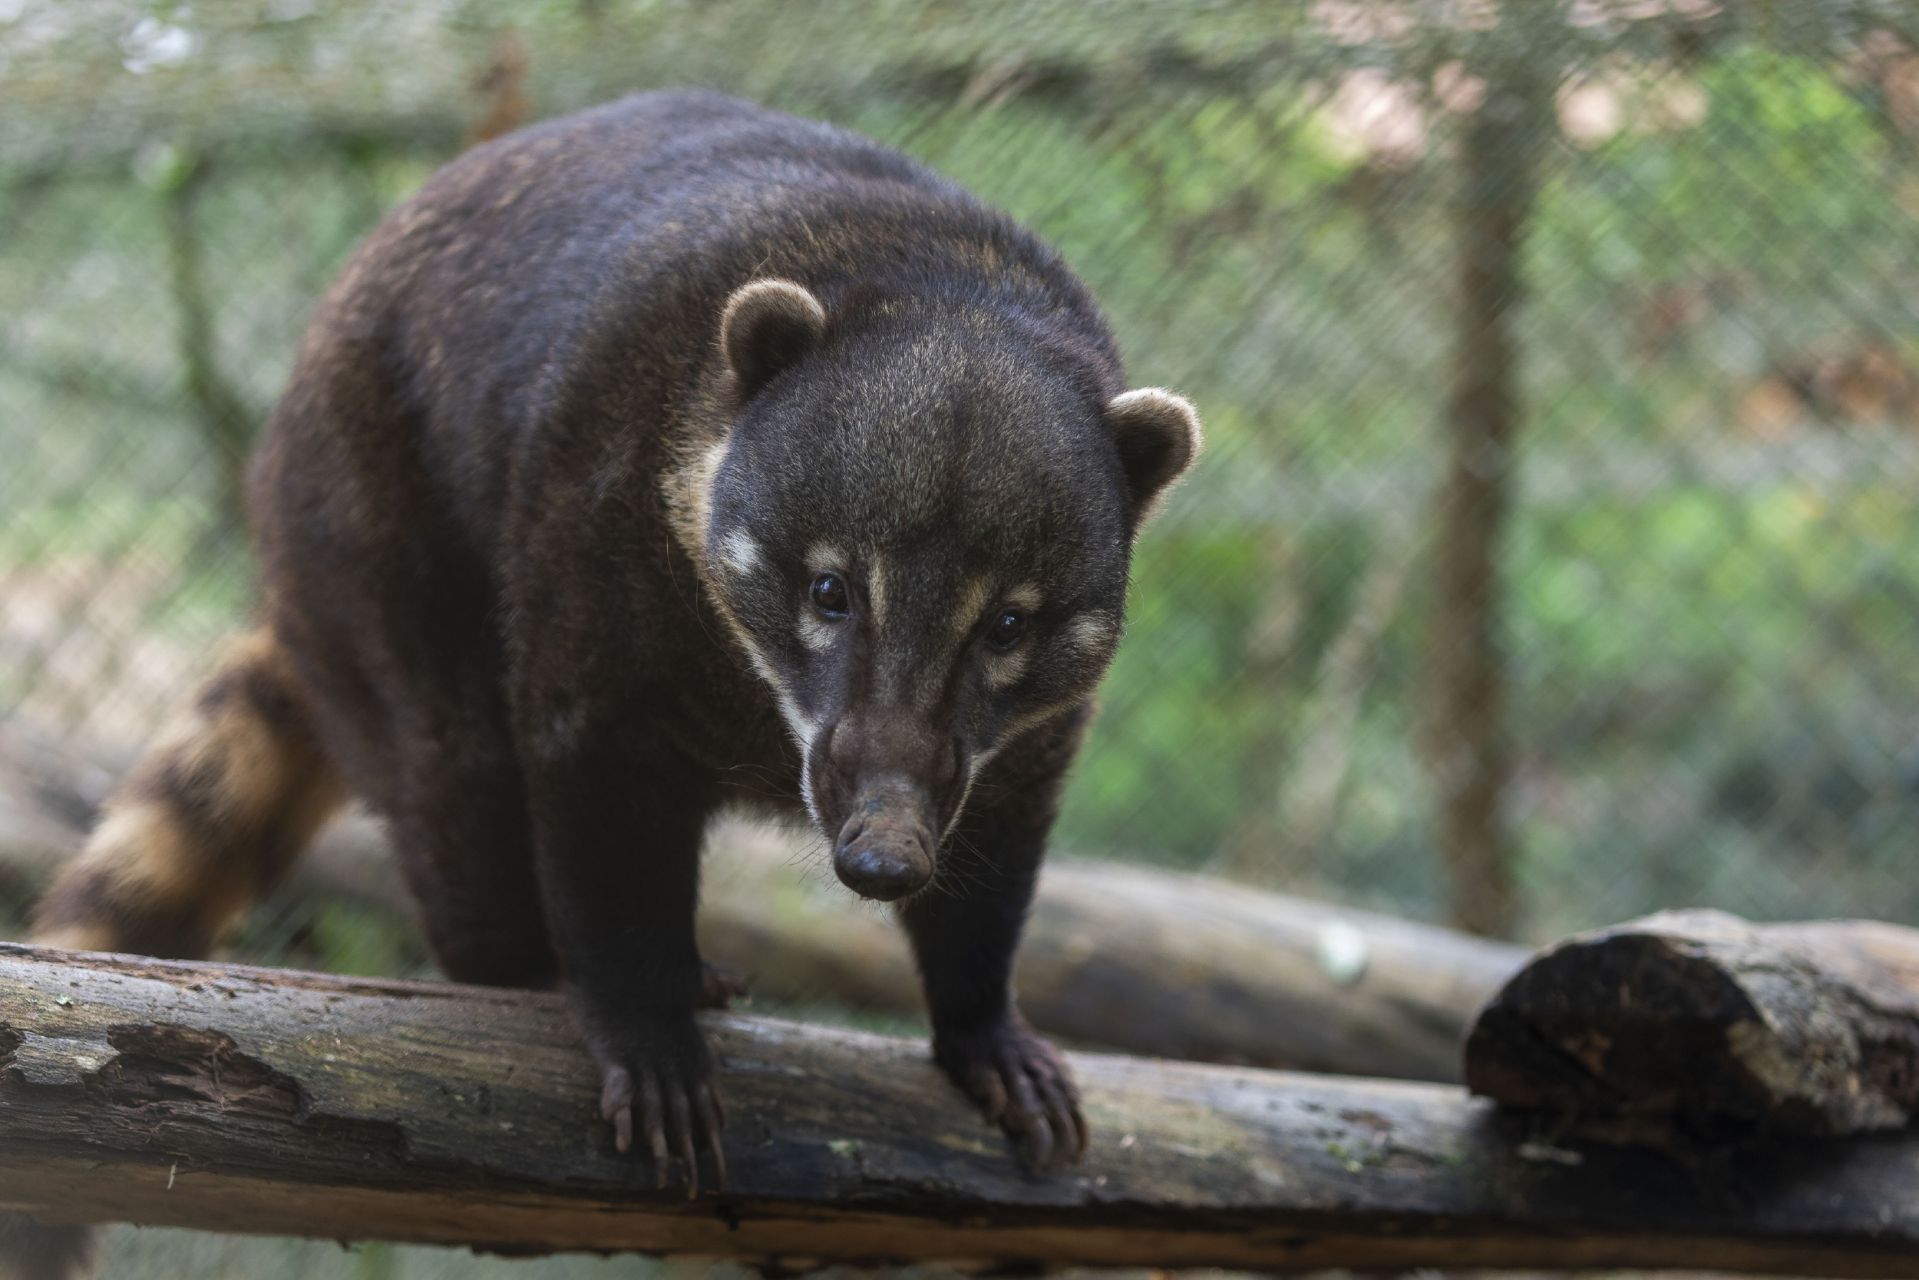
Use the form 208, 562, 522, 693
372, 711, 558, 991
32, 627, 346, 957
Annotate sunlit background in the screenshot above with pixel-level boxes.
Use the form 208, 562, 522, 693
4, 1, 1919, 1274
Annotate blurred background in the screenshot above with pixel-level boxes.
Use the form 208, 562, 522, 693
4, 0, 1919, 1275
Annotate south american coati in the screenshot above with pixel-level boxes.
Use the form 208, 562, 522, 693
30, 90, 1201, 1190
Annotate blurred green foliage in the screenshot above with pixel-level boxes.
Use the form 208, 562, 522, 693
5, 0, 1919, 942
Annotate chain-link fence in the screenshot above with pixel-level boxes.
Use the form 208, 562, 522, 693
5, 1, 1919, 1268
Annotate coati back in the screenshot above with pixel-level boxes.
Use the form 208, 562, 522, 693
28, 91, 1200, 1206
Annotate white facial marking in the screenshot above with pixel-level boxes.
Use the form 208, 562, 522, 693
1002, 697, 1080, 743
727, 629, 818, 751
718, 528, 762, 575
1005, 583, 1043, 612
949, 576, 990, 640
1063, 611, 1119, 657
690, 438, 730, 547
867, 552, 889, 631
806, 543, 848, 574
799, 757, 823, 827
982, 648, 1032, 693
797, 610, 835, 653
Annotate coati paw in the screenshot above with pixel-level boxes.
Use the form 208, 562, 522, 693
934, 1015, 1087, 1171
593, 1019, 726, 1196
698, 961, 749, 1010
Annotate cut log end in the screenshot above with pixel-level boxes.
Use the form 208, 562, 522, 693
1465, 909, 1919, 1139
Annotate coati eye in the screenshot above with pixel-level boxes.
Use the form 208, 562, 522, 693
986, 609, 1026, 651
810, 572, 851, 619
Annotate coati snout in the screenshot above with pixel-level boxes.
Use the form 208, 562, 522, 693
815, 706, 962, 901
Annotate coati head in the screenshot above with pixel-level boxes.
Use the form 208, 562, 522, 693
689, 278, 1200, 902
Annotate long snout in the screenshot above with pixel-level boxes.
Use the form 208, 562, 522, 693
832, 777, 937, 902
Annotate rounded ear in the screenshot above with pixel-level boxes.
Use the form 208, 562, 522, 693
719, 278, 828, 396
1105, 387, 1203, 526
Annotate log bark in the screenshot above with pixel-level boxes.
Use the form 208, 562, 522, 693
2, 945, 1919, 1274
1465, 909, 1919, 1138
1, 726, 1525, 1083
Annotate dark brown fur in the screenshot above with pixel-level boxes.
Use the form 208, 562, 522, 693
26, 91, 1200, 1228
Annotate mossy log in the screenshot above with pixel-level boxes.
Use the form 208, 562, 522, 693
3, 945, 1919, 1273
1466, 909, 1919, 1137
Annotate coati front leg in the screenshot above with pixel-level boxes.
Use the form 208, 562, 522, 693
517, 694, 725, 1194
899, 709, 1091, 1170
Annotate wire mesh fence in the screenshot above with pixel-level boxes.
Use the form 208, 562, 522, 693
9, 1, 1919, 1274
6, 3, 1919, 989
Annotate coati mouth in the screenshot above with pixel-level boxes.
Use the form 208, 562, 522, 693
832, 788, 936, 902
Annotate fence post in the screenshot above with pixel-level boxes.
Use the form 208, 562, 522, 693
161, 152, 254, 532
1424, 67, 1544, 939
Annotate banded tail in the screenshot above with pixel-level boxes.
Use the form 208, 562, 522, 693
32, 627, 343, 957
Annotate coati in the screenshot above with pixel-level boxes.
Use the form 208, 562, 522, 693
28, 90, 1201, 1196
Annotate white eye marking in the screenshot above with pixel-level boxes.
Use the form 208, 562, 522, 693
718, 528, 762, 575
948, 576, 990, 640
1062, 611, 1118, 656
797, 610, 835, 653
805, 543, 848, 575
1005, 582, 1042, 612
982, 647, 1032, 692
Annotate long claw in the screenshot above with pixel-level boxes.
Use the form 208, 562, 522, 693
1032, 1061, 1085, 1164
974, 1067, 1009, 1123
698, 1082, 728, 1189
1001, 1054, 1052, 1169
669, 1083, 699, 1199
600, 1066, 635, 1155
614, 1105, 633, 1156
639, 1069, 668, 1189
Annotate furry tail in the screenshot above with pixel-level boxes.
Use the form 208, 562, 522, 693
31, 628, 344, 957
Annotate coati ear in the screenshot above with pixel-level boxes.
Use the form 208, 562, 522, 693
720, 278, 828, 396
1105, 387, 1203, 527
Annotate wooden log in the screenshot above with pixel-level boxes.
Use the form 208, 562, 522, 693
703, 823, 1525, 1081
1, 725, 1525, 1082
1465, 909, 1919, 1137
2, 945, 1919, 1274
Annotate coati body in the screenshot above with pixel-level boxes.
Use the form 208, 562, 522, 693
30, 91, 1200, 1193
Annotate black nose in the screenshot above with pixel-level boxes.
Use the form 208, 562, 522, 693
834, 834, 931, 902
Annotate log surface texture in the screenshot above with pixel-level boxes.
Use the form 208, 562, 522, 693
2, 945, 1919, 1274
1466, 909, 1919, 1137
